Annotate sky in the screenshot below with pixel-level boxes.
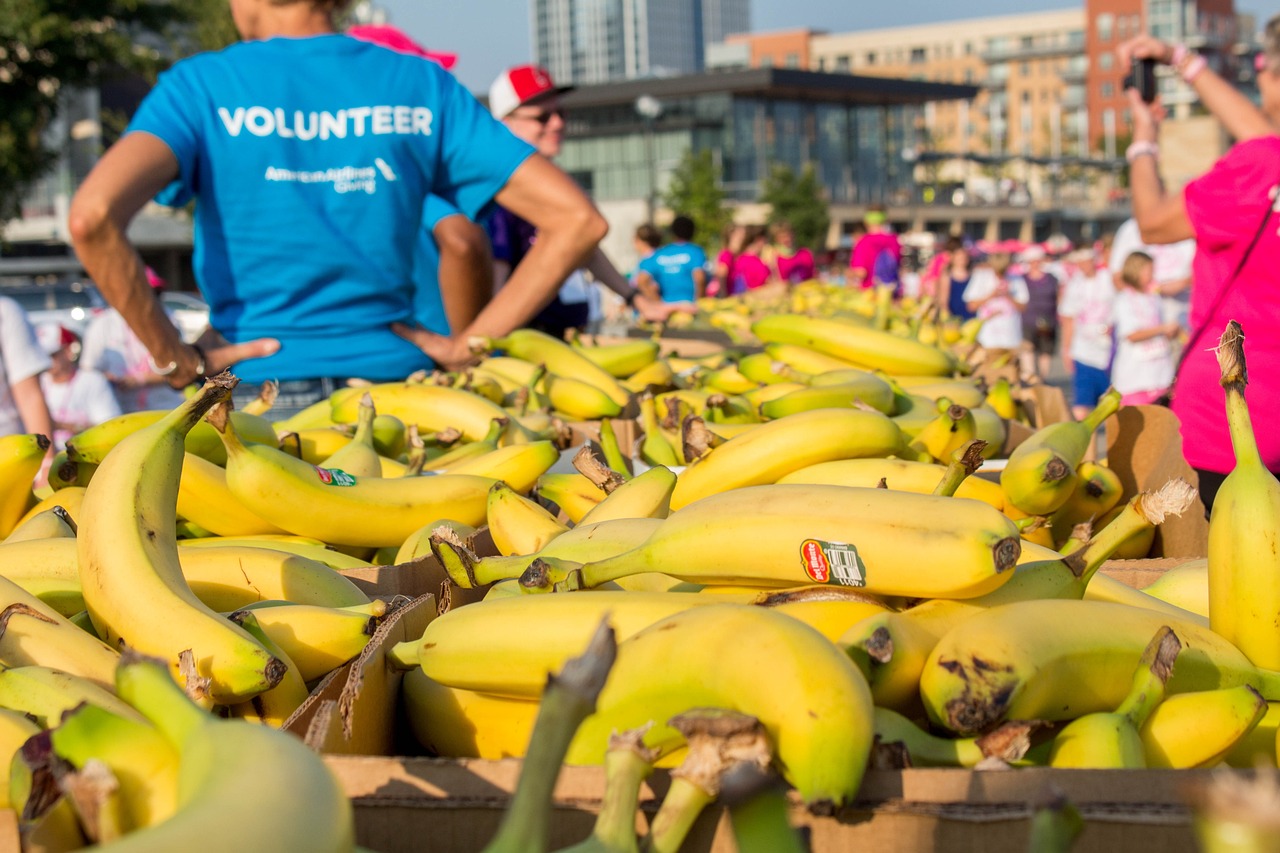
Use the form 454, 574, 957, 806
378, 0, 1275, 94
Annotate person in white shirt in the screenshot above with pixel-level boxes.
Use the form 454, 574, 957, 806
1111, 251, 1180, 406
0, 296, 54, 440
35, 324, 122, 452
1108, 216, 1195, 328
963, 253, 1029, 354
79, 268, 188, 414
1057, 249, 1116, 420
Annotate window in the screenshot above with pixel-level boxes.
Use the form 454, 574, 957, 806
1098, 13, 1114, 42
817, 56, 826, 71
785, 53, 799, 68
964, 42, 973, 55
1099, 53, 1113, 71
1101, 82, 1114, 98
760, 55, 774, 67
911, 47, 926, 64
836, 54, 851, 72
1020, 61, 1029, 75
865, 51, 876, 65
965, 69, 974, 83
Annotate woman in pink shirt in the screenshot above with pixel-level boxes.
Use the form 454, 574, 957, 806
1120, 20, 1280, 512
727, 226, 775, 295
768, 221, 815, 284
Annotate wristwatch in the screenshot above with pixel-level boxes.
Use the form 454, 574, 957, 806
624, 289, 641, 307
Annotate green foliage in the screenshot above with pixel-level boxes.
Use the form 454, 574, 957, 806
0, 1, 242, 222
760, 164, 829, 250
661, 149, 734, 253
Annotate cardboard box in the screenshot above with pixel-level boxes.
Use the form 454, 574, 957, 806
339, 529, 498, 606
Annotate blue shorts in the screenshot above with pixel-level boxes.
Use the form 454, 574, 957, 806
231, 377, 354, 423
1072, 361, 1111, 408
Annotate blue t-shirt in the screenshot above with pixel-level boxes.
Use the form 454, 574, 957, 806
130, 35, 534, 382
411, 196, 465, 335
637, 242, 707, 303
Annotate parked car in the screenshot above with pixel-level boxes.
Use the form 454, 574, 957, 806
160, 291, 212, 344
0, 279, 106, 338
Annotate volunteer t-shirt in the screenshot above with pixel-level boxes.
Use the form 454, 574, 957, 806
637, 241, 708, 303
0, 297, 52, 437
130, 35, 534, 382
40, 369, 121, 451
1058, 268, 1115, 370
1174, 136, 1280, 473
1110, 288, 1173, 396
962, 269, 1028, 350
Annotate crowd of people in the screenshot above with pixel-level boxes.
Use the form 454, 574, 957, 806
0, 0, 1275, 512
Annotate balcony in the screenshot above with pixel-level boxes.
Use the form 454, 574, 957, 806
980, 35, 1085, 63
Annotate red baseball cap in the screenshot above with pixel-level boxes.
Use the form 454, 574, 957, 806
347, 24, 459, 71
488, 64, 573, 120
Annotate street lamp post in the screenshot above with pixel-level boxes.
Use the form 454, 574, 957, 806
635, 95, 663, 223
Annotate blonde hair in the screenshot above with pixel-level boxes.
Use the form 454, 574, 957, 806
988, 253, 1011, 277
1264, 14, 1280, 73
1119, 251, 1154, 289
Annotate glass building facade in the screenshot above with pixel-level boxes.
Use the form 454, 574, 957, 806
557, 70, 956, 206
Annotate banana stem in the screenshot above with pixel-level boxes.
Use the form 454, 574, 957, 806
558, 729, 656, 853
932, 440, 988, 497
1081, 387, 1122, 433
1116, 626, 1180, 729
1074, 479, 1198, 587
351, 395, 377, 446
114, 653, 209, 750
1026, 790, 1084, 853
1218, 323, 1264, 472
720, 764, 806, 853
642, 777, 714, 853
598, 420, 634, 482
482, 621, 617, 853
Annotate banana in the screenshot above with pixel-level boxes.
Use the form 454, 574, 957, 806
77, 376, 284, 704
421, 418, 505, 471
890, 379, 987, 409
15, 485, 86, 529
557, 484, 1021, 598
272, 397, 340, 433
669, 409, 904, 510
777, 457, 1005, 510
566, 604, 874, 807
638, 393, 680, 468
391, 591, 757, 698
1141, 685, 1268, 768
1046, 461, 1124, 546
0, 664, 143, 726
107, 653, 355, 852
920, 600, 1280, 735
487, 329, 631, 407
753, 314, 956, 376
443, 440, 560, 492
741, 382, 808, 410
278, 426, 353, 464
1000, 387, 1121, 516
213, 402, 495, 548
395, 519, 477, 565
49, 703, 181, 831
758, 377, 895, 418
401, 667, 539, 759
227, 610, 312, 727
872, 707, 1036, 768
736, 353, 809, 386
66, 408, 279, 467
239, 379, 278, 416
318, 393, 383, 479
487, 481, 570, 557
1094, 502, 1157, 559
1225, 700, 1280, 768
434, 517, 664, 589
4, 504, 76, 543
703, 393, 760, 426
578, 465, 676, 525
536, 472, 605, 524
329, 381, 510, 441
175, 452, 292, 538
234, 602, 383, 682
620, 358, 677, 394
1208, 321, 1280, 669
1083, 573, 1210, 626
543, 373, 624, 420
575, 338, 661, 378
1048, 626, 1180, 768
698, 364, 759, 396
0, 601, 120, 690
176, 536, 372, 570
0, 433, 49, 538
762, 342, 863, 375
985, 377, 1020, 420
1141, 559, 1210, 617
756, 588, 891, 642
597, 418, 633, 479
905, 404, 977, 464
0, 707, 39, 808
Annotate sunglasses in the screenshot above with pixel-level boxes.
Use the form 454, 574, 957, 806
511, 107, 566, 125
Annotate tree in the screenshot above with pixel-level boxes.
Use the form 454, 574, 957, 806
760, 164, 830, 250
662, 149, 733, 253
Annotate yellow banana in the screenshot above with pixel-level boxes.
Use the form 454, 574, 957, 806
271, 397, 339, 432
985, 377, 1020, 420
1000, 388, 1121, 515
420, 417, 505, 471
557, 484, 1020, 598
66, 407, 278, 467
4, 504, 76, 543
487, 481, 570, 557
1141, 685, 1268, 768
176, 536, 372, 569
1141, 559, 1210, 617
329, 381, 510, 441
277, 427, 353, 465
535, 472, 605, 524
575, 339, 661, 378
108, 653, 354, 852
1048, 626, 1180, 768
15, 485, 86, 529
777, 457, 1005, 511
394, 519, 477, 565
669, 409, 904, 510
227, 610, 312, 727
741, 382, 808, 410
0, 664, 143, 727
402, 667, 539, 759
235, 602, 383, 682
736, 353, 809, 386
762, 342, 863, 375
905, 404, 977, 464
638, 392, 680, 468
176, 452, 292, 538
1208, 321, 1280, 669
621, 358, 677, 394
1094, 502, 1157, 559
443, 440, 560, 492
753, 314, 956, 376
0, 707, 39, 809
757, 587, 891, 642
758, 377, 895, 418
1225, 700, 1280, 768
77, 376, 284, 704
542, 373, 624, 420
872, 707, 1036, 767
1046, 461, 1124, 546
487, 329, 631, 407
565, 603, 874, 807
891, 378, 987, 409
1083, 573, 1210, 626
920, 600, 1280, 735
697, 364, 757, 396
0, 434, 49, 538
577, 465, 676, 525
213, 403, 494, 548
317, 393, 383, 479
0, 601, 120, 690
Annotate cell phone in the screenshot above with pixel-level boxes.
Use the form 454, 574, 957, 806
1124, 58, 1158, 103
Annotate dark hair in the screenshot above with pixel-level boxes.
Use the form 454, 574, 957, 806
742, 224, 768, 247
634, 223, 662, 250
670, 215, 696, 242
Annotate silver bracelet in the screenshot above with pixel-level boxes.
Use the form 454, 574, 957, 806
147, 354, 178, 375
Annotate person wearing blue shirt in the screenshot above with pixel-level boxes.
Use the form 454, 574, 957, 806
68, 0, 606, 417
634, 215, 708, 304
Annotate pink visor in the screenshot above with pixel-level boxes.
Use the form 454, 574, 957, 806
348, 24, 458, 71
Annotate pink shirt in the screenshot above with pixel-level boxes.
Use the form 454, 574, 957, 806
729, 254, 771, 294
1172, 136, 1280, 473
775, 248, 815, 283
850, 232, 901, 289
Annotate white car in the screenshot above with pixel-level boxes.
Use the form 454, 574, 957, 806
160, 291, 212, 343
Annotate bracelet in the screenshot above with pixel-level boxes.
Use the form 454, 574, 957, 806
1180, 55, 1208, 83
1126, 141, 1160, 164
624, 289, 640, 307
147, 353, 178, 375
190, 344, 207, 382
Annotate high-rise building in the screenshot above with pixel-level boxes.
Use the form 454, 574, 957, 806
532, 0, 749, 84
